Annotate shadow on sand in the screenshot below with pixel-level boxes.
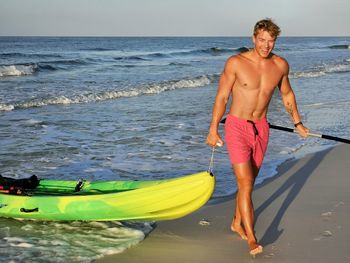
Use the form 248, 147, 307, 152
254, 147, 333, 246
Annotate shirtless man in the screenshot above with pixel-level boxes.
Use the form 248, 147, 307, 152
206, 19, 309, 256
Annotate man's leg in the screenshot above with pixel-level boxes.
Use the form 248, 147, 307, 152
231, 199, 247, 239
232, 161, 262, 255
231, 164, 259, 240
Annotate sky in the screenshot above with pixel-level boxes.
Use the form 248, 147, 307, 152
0, 0, 349, 37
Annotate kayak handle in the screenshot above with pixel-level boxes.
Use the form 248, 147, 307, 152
20, 207, 39, 213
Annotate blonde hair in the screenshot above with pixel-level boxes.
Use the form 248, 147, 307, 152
254, 18, 281, 39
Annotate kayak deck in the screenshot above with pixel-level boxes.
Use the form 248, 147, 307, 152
33, 179, 162, 196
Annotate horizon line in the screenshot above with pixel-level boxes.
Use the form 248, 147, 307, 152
0, 35, 349, 38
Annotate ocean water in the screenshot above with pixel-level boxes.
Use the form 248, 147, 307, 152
1, 37, 350, 262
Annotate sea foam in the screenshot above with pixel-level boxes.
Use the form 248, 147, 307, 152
0, 64, 37, 77
290, 59, 350, 79
0, 75, 213, 111
0, 220, 153, 263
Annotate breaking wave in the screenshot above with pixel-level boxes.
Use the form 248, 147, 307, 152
328, 44, 350, 49
0, 58, 93, 77
0, 75, 215, 112
0, 64, 38, 77
0, 46, 248, 75
290, 59, 350, 79
112, 46, 248, 61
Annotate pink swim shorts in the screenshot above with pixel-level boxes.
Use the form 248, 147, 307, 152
224, 114, 269, 168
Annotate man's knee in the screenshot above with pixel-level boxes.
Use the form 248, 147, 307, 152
237, 182, 254, 193
236, 176, 255, 193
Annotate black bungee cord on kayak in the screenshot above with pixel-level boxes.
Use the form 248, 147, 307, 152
74, 178, 85, 192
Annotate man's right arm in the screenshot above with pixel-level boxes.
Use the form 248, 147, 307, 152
206, 57, 237, 147
278, 59, 309, 138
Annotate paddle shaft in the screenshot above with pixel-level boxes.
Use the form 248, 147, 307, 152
268, 124, 350, 144
220, 117, 350, 144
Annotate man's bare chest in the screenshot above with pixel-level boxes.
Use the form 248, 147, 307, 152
235, 63, 283, 90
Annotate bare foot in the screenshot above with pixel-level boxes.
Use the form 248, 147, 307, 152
249, 242, 263, 257
231, 223, 247, 240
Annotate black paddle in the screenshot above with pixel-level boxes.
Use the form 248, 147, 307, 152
220, 117, 350, 144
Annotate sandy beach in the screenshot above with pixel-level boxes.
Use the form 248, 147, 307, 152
95, 144, 350, 263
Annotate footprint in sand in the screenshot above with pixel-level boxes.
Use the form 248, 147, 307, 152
335, 201, 344, 208
321, 230, 333, 237
321, 211, 332, 221
313, 230, 333, 241
264, 253, 275, 258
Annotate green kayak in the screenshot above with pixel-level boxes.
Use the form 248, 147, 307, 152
0, 171, 215, 221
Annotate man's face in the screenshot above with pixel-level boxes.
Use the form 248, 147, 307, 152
252, 30, 276, 58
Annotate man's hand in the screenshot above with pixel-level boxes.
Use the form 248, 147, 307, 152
206, 132, 224, 147
296, 124, 309, 138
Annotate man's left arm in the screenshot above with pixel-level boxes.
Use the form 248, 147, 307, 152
278, 62, 309, 137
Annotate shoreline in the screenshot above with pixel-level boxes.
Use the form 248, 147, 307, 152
95, 144, 350, 263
